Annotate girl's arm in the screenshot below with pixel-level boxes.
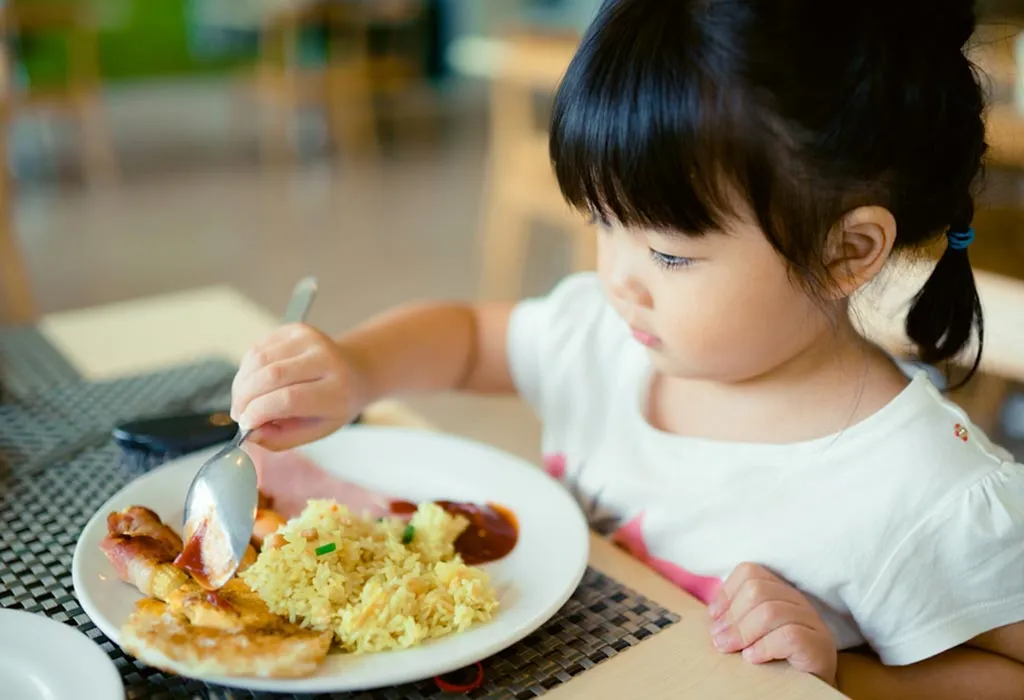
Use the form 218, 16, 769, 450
231, 302, 516, 450
338, 302, 517, 406
838, 627, 1024, 700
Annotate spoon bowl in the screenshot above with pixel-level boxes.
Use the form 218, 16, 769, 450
178, 445, 259, 589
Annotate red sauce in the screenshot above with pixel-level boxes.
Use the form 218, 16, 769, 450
390, 500, 418, 516
389, 499, 518, 565
173, 520, 212, 589
206, 591, 234, 611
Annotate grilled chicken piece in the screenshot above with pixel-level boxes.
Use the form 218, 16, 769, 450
102, 505, 333, 679
121, 581, 332, 678
166, 577, 291, 632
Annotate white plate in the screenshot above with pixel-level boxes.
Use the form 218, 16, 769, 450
72, 426, 590, 693
0, 609, 124, 700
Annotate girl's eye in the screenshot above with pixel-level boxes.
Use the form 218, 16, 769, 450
649, 249, 694, 269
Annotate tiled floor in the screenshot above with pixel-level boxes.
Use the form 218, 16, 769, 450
8, 78, 1024, 460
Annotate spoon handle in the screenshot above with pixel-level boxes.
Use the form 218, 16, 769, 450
282, 276, 319, 325
237, 276, 319, 447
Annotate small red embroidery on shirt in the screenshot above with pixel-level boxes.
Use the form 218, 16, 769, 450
954, 424, 969, 442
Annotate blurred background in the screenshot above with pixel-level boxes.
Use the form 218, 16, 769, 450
0, 0, 1021, 459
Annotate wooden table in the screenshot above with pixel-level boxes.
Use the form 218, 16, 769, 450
36, 285, 841, 699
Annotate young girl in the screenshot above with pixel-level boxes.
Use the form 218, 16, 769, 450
230, 0, 1024, 695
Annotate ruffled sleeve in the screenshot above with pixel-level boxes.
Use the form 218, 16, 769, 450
852, 460, 1024, 665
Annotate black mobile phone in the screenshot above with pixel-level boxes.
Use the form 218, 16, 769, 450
112, 410, 238, 455
112, 410, 366, 456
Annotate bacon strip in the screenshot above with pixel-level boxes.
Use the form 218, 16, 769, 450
101, 507, 188, 600
107, 506, 183, 554
99, 533, 188, 601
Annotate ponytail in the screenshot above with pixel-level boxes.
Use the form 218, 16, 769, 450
904, 223, 984, 389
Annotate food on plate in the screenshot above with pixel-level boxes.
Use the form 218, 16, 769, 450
249, 444, 393, 519
240, 500, 500, 653
253, 445, 521, 565
96, 451, 519, 677
252, 508, 288, 550
121, 582, 332, 679
107, 506, 183, 552
390, 500, 518, 565
100, 507, 190, 601
99, 506, 332, 678
173, 512, 254, 591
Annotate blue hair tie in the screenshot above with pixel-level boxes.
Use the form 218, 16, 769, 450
947, 227, 974, 251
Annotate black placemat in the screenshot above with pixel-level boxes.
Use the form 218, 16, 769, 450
0, 358, 681, 699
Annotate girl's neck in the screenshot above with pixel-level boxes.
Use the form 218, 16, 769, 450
646, 321, 910, 444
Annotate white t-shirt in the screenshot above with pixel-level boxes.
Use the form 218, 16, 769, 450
507, 272, 1024, 666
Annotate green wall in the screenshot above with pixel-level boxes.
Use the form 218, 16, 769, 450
16, 0, 252, 87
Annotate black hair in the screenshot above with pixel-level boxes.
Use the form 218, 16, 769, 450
550, 0, 986, 385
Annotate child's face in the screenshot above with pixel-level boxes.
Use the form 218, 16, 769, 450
596, 215, 836, 382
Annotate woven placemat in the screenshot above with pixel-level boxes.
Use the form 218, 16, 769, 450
0, 359, 681, 699
0, 326, 82, 401
0, 358, 236, 479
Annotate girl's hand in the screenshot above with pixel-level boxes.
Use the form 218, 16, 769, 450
707, 563, 838, 686
230, 324, 367, 451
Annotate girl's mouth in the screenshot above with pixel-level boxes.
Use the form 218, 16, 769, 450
631, 328, 661, 348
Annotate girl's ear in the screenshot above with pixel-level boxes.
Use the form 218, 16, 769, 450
823, 205, 897, 298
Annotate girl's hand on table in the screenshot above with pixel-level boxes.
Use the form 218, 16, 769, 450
707, 562, 838, 686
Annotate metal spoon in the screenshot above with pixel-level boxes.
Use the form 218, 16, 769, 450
177, 276, 319, 590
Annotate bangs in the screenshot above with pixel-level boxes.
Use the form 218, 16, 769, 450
549, 0, 775, 236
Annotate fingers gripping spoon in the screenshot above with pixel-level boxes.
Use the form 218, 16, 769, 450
177, 277, 319, 590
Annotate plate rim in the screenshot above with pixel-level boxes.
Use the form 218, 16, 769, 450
0, 608, 125, 700
72, 425, 590, 693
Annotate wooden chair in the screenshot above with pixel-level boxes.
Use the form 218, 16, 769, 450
0, 7, 31, 322
967, 22, 1024, 169
0, 1, 117, 187
249, 0, 426, 167
0, 206, 34, 324
0, 119, 34, 323
475, 31, 595, 301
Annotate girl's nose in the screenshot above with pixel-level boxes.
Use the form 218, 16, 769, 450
600, 226, 653, 308
608, 261, 652, 308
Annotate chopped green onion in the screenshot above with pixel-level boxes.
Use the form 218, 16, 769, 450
401, 524, 415, 545
315, 542, 336, 556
